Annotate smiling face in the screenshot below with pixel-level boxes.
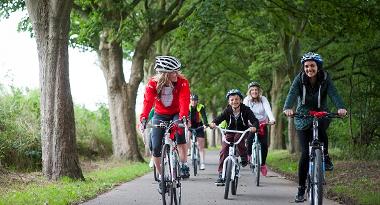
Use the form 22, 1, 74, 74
228, 94, 241, 109
303, 60, 318, 78
190, 99, 197, 106
249, 86, 260, 99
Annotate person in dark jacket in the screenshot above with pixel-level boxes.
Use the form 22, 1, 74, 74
209, 89, 259, 185
188, 93, 209, 170
283, 52, 347, 202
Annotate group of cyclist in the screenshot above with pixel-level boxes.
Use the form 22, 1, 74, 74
139, 51, 347, 202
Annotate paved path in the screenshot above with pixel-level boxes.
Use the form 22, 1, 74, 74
82, 150, 339, 205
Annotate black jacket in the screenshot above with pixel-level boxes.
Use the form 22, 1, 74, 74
212, 103, 259, 131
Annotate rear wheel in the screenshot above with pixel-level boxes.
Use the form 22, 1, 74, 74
224, 159, 232, 199
312, 149, 323, 205
161, 144, 173, 205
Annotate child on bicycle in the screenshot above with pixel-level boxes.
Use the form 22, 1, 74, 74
209, 89, 259, 186
243, 82, 275, 177
139, 56, 191, 183
283, 52, 347, 202
188, 93, 209, 170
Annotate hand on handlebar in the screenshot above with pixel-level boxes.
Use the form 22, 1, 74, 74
249, 127, 257, 133
208, 122, 216, 129
337, 109, 347, 117
283, 109, 294, 117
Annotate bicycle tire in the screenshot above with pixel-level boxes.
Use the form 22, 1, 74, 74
224, 159, 232, 199
161, 144, 173, 205
255, 144, 261, 186
312, 149, 323, 205
192, 144, 198, 176
231, 165, 239, 195
172, 150, 181, 205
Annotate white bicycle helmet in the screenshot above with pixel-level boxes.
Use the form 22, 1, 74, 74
154, 56, 181, 72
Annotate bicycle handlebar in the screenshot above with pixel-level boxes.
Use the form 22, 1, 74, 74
292, 111, 343, 119
188, 126, 204, 132
213, 126, 251, 145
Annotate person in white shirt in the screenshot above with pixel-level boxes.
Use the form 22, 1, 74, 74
243, 81, 275, 176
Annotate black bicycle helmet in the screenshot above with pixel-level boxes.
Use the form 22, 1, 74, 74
225, 89, 244, 100
154, 56, 181, 72
190, 94, 199, 100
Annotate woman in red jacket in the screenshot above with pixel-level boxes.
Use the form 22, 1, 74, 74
140, 56, 191, 180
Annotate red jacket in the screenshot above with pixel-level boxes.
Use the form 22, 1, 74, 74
140, 76, 190, 122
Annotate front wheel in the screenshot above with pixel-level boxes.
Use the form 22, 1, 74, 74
161, 144, 173, 205
192, 145, 198, 176
312, 149, 324, 205
231, 165, 239, 195
224, 159, 232, 199
254, 144, 261, 186
172, 150, 182, 205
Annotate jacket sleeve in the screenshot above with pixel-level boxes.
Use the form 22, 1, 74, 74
283, 74, 301, 110
179, 79, 191, 120
140, 80, 156, 121
262, 96, 275, 122
247, 107, 259, 130
212, 108, 228, 125
326, 74, 346, 109
200, 105, 209, 125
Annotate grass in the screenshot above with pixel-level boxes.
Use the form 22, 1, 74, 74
267, 149, 380, 205
0, 162, 150, 205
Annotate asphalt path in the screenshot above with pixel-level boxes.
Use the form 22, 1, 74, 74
82, 150, 339, 205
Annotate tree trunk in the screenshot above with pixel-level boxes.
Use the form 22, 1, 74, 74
270, 68, 286, 150
287, 118, 300, 153
26, 0, 83, 180
98, 34, 143, 161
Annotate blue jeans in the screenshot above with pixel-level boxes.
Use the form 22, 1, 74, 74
151, 113, 186, 157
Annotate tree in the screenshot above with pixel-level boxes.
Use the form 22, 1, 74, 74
71, 0, 200, 161
25, 0, 83, 180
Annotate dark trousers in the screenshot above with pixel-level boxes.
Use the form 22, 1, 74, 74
246, 127, 268, 165
297, 119, 330, 187
218, 133, 247, 173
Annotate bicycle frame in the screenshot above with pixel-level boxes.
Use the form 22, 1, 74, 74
213, 127, 250, 181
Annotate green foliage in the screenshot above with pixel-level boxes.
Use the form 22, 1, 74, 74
0, 86, 41, 170
0, 162, 150, 205
75, 104, 113, 159
0, 0, 25, 19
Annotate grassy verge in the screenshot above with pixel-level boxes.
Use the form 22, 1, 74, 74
0, 162, 150, 205
267, 150, 380, 205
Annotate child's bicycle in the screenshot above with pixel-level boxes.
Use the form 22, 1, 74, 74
152, 118, 187, 205
250, 122, 274, 186
188, 126, 204, 176
293, 111, 342, 205
214, 126, 251, 199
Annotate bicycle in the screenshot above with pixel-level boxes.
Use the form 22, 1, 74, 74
250, 122, 273, 186
152, 118, 187, 205
293, 111, 341, 205
188, 126, 204, 176
214, 126, 251, 199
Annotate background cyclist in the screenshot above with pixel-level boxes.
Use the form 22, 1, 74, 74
188, 93, 209, 170
283, 52, 347, 202
243, 81, 275, 177
209, 89, 259, 185
139, 56, 191, 182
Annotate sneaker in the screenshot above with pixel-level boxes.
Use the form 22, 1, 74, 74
325, 155, 334, 171
180, 164, 190, 179
215, 173, 225, 186
200, 163, 205, 170
295, 186, 306, 202
240, 156, 248, 167
261, 165, 268, 176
